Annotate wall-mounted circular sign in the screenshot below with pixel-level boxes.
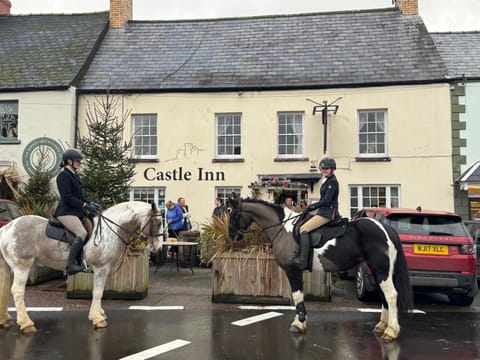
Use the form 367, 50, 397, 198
22, 137, 64, 177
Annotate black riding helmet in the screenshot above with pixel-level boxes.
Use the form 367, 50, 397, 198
61, 148, 83, 167
319, 157, 336, 170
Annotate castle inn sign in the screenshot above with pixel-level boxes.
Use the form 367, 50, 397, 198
144, 167, 225, 182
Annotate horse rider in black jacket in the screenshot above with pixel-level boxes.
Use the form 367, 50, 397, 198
54, 148, 100, 275
292, 157, 339, 270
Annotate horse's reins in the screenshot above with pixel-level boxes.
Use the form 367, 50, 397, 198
233, 204, 303, 239
93, 212, 157, 247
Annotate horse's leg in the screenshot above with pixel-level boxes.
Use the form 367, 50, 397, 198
88, 269, 108, 329
374, 305, 388, 335
0, 254, 14, 328
285, 266, 307, 333
11, 266, 36, 333
377, 278, 399, 341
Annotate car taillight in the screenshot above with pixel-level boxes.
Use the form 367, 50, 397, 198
459, 244, 476, 255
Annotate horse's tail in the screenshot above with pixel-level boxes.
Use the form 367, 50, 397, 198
0, 234, 14, 322
387, 227, 414, 312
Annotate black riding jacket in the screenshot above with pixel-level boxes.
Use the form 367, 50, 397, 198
54, 168, 87, 219
311, 173, 339, 220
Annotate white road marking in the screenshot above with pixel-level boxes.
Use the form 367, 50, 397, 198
8, 307, 63, 312
238, 305, 295, 310
231, 311, 283, 326
357, 308, 425, 314
119, 339, 191, 360
128, 306, 184, 310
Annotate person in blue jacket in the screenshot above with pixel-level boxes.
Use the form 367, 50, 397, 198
54, 149, 100, 275
292, 157, 339, 270
165, 200, 184, 238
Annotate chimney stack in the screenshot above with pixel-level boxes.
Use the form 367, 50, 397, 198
0, 0, 11, 15
394, 0, 418, 15
110, 0, 132, 28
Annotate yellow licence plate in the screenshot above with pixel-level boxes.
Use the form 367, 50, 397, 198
413, 244, 449, 255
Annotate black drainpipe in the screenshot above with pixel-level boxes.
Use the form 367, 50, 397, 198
74, 88, 80, 148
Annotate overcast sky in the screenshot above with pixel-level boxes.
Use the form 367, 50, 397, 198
10, 0, 480, 32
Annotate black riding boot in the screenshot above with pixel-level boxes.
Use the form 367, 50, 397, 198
67, 237, 85, 275
292, 232, 311, 271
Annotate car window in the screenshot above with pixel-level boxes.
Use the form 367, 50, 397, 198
385, 214, 469, 236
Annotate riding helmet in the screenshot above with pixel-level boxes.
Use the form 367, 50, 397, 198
61, 148, 83, 167
319, 157, 336, 170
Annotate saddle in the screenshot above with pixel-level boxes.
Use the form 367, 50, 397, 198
46, 217, 94, 245
293, 214, 348, 248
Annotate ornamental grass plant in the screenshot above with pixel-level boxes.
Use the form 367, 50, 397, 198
200, 213, 271, 265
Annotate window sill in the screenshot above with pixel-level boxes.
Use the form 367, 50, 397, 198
132, 158, 159, 163
274, 157, 309, 162
212, 158, 245, 163
0, 139, 20, 145
355, 156, 391, 162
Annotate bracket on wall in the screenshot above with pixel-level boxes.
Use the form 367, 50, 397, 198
307, 97, 341, 154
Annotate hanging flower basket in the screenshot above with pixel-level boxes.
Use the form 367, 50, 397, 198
249, 177, 309, 204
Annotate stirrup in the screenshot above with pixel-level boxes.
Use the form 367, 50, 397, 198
81, 259, 93, 273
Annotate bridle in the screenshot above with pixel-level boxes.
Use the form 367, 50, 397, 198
230, 199, 303, 240
92, 211, 163, 248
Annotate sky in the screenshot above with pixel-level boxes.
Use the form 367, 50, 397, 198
9, 0, 480, 32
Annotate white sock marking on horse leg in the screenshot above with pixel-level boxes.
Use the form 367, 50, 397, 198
368, 218, 401, 337
292, 290, 304, 305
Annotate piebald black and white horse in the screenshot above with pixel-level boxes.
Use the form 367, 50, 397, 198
0, 201, 163, 333
228, 196, 413, 341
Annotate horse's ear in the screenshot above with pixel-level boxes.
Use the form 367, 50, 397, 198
150, 202, 158, 212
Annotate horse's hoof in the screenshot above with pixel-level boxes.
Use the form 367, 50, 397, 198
0, 319, 14, 329
381, 334, 396, 343
289, 325, 302, 333
21, 325, 37, 334
94, 320, 108, 329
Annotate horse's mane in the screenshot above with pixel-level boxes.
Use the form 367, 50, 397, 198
101, 201, 152, 228
242, 198, 285, 223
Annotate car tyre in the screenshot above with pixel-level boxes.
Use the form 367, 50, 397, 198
448, 294, 475, 306
356, 263, 375, 301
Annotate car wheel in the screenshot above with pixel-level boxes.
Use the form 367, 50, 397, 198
448, 294, 475, 306
356, 263, 374, 301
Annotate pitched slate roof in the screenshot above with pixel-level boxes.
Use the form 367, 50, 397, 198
431, 32, 480, 79
0, 12, 108, 91
458, 161, 480, 183
80, 8, 447, 92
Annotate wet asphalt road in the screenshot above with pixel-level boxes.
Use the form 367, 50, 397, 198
1, 309, 479, 359
2, 266, 480, 359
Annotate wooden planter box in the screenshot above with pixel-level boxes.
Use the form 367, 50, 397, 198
66, 249, 149, 300
212, 251, 331, 304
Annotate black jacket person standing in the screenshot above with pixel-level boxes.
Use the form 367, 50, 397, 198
292, 157, 339, 270
54, 149, 100, 275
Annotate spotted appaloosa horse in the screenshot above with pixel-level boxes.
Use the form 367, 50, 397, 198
0, 201, 163, 333
228, 196, 413, 341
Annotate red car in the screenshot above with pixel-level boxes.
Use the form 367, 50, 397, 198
353, 207, 478, 306
0, 199, 21, 228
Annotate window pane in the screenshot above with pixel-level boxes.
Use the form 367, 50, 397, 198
358, 110, 387, 156
0, 101, 19, 140
350, 185, 400, 217
132, 114, 157, 157
216, 114, 242, 157
277, 112, 304, 156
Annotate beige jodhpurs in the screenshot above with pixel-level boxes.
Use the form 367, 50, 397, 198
57, 215, 87, 241
300, 215, 330, 233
